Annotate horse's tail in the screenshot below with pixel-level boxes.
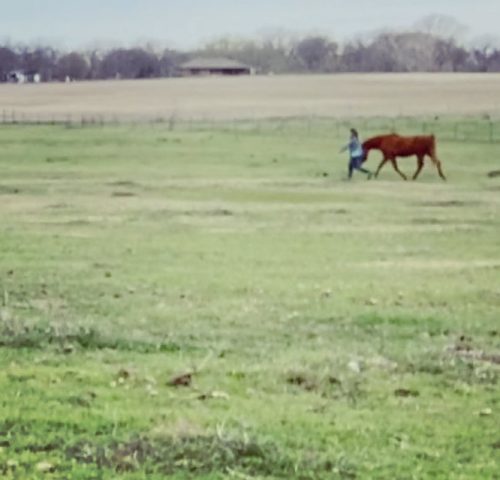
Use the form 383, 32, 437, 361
429, 134, 437, 157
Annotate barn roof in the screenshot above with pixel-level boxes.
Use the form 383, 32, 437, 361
179, 57, 251, 70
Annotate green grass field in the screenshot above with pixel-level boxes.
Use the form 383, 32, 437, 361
0, 123, 499, 479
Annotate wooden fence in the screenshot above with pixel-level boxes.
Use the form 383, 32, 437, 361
1, 111, 500, 143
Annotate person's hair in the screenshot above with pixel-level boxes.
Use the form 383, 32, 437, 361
350, 128, 358, 138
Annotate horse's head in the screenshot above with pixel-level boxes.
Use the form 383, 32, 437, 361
361, 136, 383, 162
361, 148, 369, 163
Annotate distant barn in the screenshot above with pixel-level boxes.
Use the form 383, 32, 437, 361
179, 58, 253, 76
7, 70, 41, 84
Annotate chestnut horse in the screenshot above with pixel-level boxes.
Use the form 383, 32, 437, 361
362, 134, 446, 181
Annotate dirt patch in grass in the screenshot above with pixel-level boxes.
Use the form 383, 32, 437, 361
417, 200, 470, 208
111, 191, 137, 197
449, 341, 500, 365
149, 208, 234, 219
46, 202, 70, 209
286, 372, 319, 392
394, 388, 420, 398
45, 156, 71, 163
0, 185, 20, 195
181, 208, 234, 217
411, 217, 448, 225
285, 371, 355, 403
107, 180, 141, 188
411, 217, 492, 227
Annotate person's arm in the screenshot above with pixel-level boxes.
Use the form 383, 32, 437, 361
339, 139, 353, 153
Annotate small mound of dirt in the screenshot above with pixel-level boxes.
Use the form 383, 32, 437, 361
108, 180, 140, 187
412, 217, 447, 225
112, 191, 136, 197
0, 186, 20, 195
286, 373, 318, 391
46, 156, 71, 163
168, 372, 192, 387
394, 388, 420, 398
419, 200, 467, 208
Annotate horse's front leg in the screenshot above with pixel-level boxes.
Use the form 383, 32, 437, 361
390, 158, 408, 181
374, 157, 388, 178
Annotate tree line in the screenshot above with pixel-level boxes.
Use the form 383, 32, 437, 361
1, 31, 500, 82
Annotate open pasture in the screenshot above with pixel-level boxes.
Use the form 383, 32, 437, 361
1, 73, 500, 122
0, 121, 499, 478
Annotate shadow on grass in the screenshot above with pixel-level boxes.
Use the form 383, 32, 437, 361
0, 321, 183, 354
0, 420, 354, 479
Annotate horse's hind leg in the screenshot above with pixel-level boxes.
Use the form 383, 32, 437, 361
413, 155, 425, 180
390, 158, 408, 181
435, 158, 446, 181
430, 154, 446, 181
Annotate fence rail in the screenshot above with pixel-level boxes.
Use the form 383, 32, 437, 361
1, 111, 500, 144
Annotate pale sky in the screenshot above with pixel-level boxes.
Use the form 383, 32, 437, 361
1, 0, 499, 49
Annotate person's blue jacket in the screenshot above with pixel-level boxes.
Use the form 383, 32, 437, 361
341, 137, 363, 159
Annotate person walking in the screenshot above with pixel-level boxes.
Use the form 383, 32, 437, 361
340, 128, 372, 180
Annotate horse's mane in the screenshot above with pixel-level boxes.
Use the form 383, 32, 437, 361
362, 134, 400, 150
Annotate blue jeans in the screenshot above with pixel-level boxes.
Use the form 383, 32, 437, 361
348, 155, 371, 178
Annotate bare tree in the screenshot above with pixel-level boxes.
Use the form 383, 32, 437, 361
0, 46, 18, 80
19, 46, 57, 80
293, 36, 338, 72
414, 14, 468, 41
160, 49, 187, 77
56, 52, 89, 80
434, 39, 469, 71
99, 48, 160, 79
342, 35, 398, 72
486, 51, 500, 72
200, 36, 293, 74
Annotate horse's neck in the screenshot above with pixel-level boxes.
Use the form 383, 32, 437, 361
363, 137, 382, 151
